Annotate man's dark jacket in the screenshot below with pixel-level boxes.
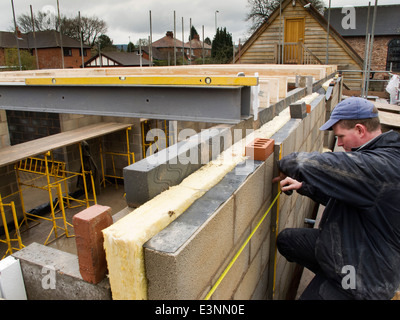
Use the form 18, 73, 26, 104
278, 130, 400, 300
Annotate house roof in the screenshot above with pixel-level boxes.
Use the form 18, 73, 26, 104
235, 0, 363, 68
85, 51, 151, 67
0, 30, 90, 49
324, 5, 400, 37
152, 31, 189, 49
185, 34, 211, 50
139, 45, 188, 61
0, 31, 28, 48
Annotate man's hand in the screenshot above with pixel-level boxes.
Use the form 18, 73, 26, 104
272, 174, 303, 194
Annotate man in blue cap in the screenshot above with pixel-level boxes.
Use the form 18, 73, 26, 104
274, 97, 400, 300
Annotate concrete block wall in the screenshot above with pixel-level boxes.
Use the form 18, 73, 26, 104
124, 126, 232, 207
271, 94, 326, 300
6, 110, 61, 146
12, 242, 111, 300
0, 110, 10, 149
143, 92, 329, 300
101, 117, 142, 178
144, 157, 274, 300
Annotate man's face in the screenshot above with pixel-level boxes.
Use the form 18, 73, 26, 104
332, 122, 363, 152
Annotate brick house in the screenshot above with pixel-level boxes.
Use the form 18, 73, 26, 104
0, 30, 91, 69
85, 51, 151, 67
185, 34, 211, 61
325, 4, 400, 82
151, 31, 190, 64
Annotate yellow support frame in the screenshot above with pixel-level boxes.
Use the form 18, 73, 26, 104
13, 143, 97, 246
141, 120, 169, 159
0, 195, 24, 260
25, 75, 259, 87
100, 126, 135, 189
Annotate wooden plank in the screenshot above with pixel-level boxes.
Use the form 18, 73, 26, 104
0, 65, 334, 84
0, 122, 132, 167
374, 102, 400, 114
260, 78, 278, 102
261, 76, 288, 98
379, 111, 400, 129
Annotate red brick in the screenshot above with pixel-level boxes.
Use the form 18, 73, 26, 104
72, 205, 113, 284
245, 138, 275, 161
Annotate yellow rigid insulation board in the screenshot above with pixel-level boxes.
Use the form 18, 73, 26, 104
102, 96, 315, 299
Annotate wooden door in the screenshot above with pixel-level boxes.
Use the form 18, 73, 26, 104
284, 18, 305, 64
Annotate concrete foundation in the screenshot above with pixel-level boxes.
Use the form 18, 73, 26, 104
12, 242, 111, 300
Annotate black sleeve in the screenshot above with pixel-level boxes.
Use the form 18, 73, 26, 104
277, 151, 379, 208
297, 181, 330, 206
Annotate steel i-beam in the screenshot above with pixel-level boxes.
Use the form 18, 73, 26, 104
0, 75, 258, 124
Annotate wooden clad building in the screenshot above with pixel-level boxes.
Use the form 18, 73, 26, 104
235, 0, 364, 89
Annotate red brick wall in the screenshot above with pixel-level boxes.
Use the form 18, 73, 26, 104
0, 48, 5, 66
0, 47, 91, 69
35, 47, 92, 69
345, 36, 393, 79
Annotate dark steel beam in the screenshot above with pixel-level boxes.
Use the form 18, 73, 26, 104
0, 84, 252, 124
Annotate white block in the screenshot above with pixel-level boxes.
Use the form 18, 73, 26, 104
0, 256, 27, 300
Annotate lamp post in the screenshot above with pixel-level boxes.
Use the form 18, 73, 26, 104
215, 10, 219, 33
11, 0, 22, 71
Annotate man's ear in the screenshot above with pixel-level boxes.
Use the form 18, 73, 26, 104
355, 123, 367, 137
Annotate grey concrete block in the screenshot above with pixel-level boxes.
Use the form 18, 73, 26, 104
144, 194, 237, 300
12, 242, 111, 300
124, 127, 231, 207
290, 102, 307, 119
271, 119, 302, 158
233, 162, 266, 243
144, 160, 264, 299
144, 160, 263, 254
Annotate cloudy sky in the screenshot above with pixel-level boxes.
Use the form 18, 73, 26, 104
1, 0, 399, 45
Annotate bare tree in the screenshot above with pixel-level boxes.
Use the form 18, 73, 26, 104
246, 0, 325, 34
14, 11, 107, 47
62, 15, 107, 47
15, 11, 57, 32
246, 0, 280, 34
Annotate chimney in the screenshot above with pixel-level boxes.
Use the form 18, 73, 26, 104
193, 34, 200, 41
166, 31, 173, 38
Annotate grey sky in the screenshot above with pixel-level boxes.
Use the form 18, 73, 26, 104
1, 0, 398, 45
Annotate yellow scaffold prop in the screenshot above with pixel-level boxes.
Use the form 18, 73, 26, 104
100, 126, 135, 189
15, 143, 97, 245
0, 194, 24, 259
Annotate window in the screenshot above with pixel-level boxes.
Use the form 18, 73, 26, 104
63, 48, 72, 57
79, 49, 87, 57
386, 39, 400, 72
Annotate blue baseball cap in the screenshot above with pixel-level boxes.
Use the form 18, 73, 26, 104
319, 97, 378, 131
